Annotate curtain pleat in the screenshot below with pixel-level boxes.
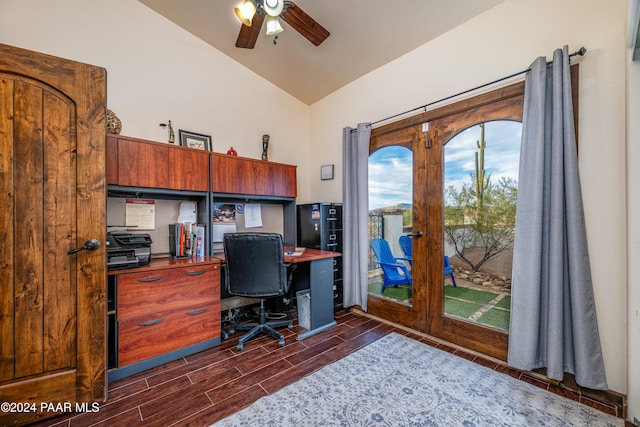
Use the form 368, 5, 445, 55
508, 46, 607, 389
342, 123, 371, 311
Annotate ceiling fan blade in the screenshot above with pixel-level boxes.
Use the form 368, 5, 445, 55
235, 14, 265, 49
282, 2, 329, 46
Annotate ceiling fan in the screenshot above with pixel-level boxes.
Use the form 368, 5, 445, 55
234, 0, 330, 48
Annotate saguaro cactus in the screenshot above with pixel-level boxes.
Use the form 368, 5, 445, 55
474, 123, 490, 208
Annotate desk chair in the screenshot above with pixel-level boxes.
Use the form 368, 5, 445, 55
223, 232, 293, 351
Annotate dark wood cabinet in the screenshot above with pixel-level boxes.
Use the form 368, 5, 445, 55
169, 147, 210, 191
107, 134, 295, 196
117, 136, 170, 188
110, 259, 221, 375
107, 135, 209, 191
269, 162, 298, 197
211, 152, 296, 197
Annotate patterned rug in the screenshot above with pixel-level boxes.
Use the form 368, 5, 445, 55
212, 333, 623, 426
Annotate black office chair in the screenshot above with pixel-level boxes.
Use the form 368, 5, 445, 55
223, 232, 293, 351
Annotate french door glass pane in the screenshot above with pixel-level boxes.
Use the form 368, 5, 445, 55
443, 121, 521, 331
368, 146, 413, 305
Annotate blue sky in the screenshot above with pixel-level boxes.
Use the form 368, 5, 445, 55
368, 121, 522, 210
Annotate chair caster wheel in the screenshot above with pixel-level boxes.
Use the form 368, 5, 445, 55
278, 339, 285, 347
287, 322, 294, 330
236, 343, 244, 351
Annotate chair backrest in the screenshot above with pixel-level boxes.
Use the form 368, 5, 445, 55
370, 238, 395, 264
223, 232, 287, 298
444, 255, 453, 274
370, 238, 410, 283
399, 235, 412, 258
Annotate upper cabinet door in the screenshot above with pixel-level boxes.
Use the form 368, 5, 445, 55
117, 138, 170, 188
269, 163, 297, 197
211, 153, 297, 197
169, 147, 210, 191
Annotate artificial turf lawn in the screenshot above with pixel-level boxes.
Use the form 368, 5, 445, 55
368, 281, 510, 330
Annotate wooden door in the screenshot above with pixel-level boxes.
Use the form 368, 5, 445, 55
367, 83, 526, 360
367, 125, 427, 331
0, 43, 107, 425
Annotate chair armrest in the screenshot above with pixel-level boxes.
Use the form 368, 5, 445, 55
379, 261, 409, 272
395, 256, 411, 262
379, 261, 411, 280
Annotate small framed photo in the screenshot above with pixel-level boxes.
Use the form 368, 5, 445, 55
321, 164, 334, 180
179, 130, 212, 151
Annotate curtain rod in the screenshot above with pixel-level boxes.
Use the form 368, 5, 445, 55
366, 47, 587, 128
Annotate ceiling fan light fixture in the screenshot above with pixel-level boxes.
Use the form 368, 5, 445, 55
265, 15, 284, 36
262, 0, 284, 17
234, 0, 256, 26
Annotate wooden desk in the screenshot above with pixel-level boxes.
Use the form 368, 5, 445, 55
215, 248, 341, 340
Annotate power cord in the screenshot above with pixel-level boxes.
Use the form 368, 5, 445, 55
222, 307, 242, 324
266, 311, 287, 320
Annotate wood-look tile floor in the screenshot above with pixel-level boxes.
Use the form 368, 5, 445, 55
33, 309, 627, 427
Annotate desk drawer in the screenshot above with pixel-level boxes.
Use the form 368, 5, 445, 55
117, 302, 219, 366
117, 264, 219, 320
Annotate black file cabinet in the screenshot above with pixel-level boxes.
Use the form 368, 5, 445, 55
297, 203, 343, 311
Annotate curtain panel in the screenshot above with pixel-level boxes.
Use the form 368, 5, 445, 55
342, 123, 371, 311
508, 46, 607, 389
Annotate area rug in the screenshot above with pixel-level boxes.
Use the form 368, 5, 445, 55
212, 333, 623, 426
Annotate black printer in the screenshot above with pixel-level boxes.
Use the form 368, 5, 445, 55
106, 232, 152, 270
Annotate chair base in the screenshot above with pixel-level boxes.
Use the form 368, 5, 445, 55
230, 320, 293, 351
228, 299, 293, 351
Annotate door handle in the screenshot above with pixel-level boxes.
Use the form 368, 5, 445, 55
408, 231, 423, 238
67, 239, 101, 255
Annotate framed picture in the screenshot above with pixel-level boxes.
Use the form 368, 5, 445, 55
179, 130, 212, 151
321, 164, 334, 180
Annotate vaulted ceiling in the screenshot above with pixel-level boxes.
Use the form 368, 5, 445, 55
139, 0, 506, 104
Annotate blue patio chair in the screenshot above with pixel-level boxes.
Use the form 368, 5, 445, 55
398, 235, 457, 287
398, 235, 413, 266
370, 238, 412, 295
444, 255, 457, 287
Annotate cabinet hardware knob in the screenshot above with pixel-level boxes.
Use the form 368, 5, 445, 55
185, 270, 206, 276
186, 308, 207, 315
138, 275, 165, 282
138, 318, 164, 326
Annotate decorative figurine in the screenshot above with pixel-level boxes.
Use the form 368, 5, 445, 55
262, 134, 269, 161
168, 120, 175, 144
227, 147, 238, 156
159, 120, 176, 144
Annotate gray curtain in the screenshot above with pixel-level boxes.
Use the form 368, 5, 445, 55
342, 123, 371, 311
508, 46, 607, 389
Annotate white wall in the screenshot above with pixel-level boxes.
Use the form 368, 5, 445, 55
626, 5, 640, 421
310, 0, 631, 398
0, 0, 312, 199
